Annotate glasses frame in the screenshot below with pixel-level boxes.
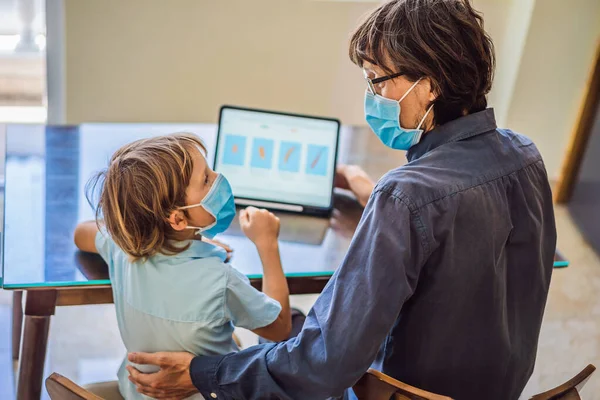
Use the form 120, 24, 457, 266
363, 70, 404, 95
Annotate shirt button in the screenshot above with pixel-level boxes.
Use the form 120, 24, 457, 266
210, 393, 217, 399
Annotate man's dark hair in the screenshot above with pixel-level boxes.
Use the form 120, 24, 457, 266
350, 0, 495, 126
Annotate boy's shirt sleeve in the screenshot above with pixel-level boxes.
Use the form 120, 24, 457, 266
223, 265, 282, 331
95, 228, 116, 267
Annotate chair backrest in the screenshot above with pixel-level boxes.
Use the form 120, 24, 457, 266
45, 373, 103, 400
352, 369, 454, 400
530, 364, 596, 400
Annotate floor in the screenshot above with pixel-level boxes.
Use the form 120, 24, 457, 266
1, 204, 599, 399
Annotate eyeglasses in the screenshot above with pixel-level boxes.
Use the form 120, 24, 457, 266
363, 70, 404, 95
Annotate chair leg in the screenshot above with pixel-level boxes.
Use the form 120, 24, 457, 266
12, 291, 23, 361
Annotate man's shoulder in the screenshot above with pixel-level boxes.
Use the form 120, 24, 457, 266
377, 128, 543, 210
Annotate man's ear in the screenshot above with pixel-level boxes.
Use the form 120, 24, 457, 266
423, 77, 439, 102
168, 210, 188, 231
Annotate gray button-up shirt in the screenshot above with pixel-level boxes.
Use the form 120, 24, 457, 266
191, 108, 557, 400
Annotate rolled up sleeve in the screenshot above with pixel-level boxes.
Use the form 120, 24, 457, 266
191, 187, 429, 399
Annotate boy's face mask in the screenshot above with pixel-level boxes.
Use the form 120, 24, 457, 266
178, 174, 236, 239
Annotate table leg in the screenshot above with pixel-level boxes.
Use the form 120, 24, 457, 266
12, 291, 23, 360
16, 290, 57, 400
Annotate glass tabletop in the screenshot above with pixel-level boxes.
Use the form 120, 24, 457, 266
0, 123, 367, 289
0, 123, 568, 289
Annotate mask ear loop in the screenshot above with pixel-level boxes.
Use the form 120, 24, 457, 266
177, 203, 215, 234
398, 78, 423, 103
176, 174, 223, 232
416, 104, 434, 130
411, 104, 435, 147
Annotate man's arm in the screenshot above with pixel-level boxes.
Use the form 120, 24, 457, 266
129, 188, 429, 399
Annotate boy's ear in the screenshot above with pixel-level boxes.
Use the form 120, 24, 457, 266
168, 210, 188, 231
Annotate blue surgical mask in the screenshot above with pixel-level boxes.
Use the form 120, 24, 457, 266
178, 174, 236, 239
364, 78, 433, 150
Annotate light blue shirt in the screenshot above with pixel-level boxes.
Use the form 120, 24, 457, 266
95, 231, 282, 400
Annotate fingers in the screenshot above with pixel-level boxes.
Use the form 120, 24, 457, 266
240, 206, 259, 222
130, 377, 193, 400
239, 208, 249, 225
243, 206, 275, 219
334, 165, 350, 189
336, 164, 348, 173
245, 206, 259, 215
130, 381, 170, 399
128, 352, 164, 367
219, 242, 233, 252
126, 365, 158, 388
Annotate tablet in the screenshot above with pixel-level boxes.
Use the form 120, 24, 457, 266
214, 105, 340, 216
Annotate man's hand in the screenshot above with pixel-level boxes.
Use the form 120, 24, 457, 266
334, 164, 375, 207
126, 352, 197, 400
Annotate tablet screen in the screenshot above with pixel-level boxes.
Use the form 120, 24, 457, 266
214, 107, 340, 211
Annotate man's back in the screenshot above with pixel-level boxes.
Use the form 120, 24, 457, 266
185, 110, 557, 400
376, 110, 557, 399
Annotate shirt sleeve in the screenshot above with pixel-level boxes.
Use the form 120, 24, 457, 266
189, 188, 430, 400
95, 228, 115, 265
223, 265, 282, 331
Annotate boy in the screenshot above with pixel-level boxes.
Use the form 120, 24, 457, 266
74, 133, 291, 399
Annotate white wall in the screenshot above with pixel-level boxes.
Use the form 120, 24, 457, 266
60, 0, 510, 127
56, 0, 600, 179
487, 0, 536, 126
62, 0, 376, 125
506, 0, 600, 179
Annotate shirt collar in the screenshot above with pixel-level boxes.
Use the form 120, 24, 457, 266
153, 239, 227, 264
407, 108, 497, 162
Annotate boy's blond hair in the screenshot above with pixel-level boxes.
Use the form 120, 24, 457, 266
87, 133, 207, 261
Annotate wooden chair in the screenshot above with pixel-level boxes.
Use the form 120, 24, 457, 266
530, 364, 596, 400
353, 365, 596, 400
46, 373, 102, 400
352, 369, 453, 400
46, 373, 123, 400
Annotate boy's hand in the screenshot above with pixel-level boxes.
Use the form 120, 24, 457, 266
239, 206, 280, 249
202, 237, 233, 261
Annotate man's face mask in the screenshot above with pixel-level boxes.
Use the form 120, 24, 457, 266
363, 73, 433, 151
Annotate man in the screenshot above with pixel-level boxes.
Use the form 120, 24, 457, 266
127, 1, 556, 398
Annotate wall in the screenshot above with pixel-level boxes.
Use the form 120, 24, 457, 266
60, 0, 511, 127
57, 0, 600, 179
488, 0, 536, 126
62, 0, 375, 125
506, 0, 600, 179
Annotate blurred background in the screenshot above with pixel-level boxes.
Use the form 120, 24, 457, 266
1, 0, 598, 179
0, 0, 599, 399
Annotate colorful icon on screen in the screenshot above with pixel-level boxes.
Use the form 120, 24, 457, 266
251, 138, 274, 169
222, 135, 246, 166
278, 141, 301, 172
306, 145, 328, 176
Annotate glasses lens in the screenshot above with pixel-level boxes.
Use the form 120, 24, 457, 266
366, 78, 376, 95
370, 81, 377, 94
363, 70, 376, 95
